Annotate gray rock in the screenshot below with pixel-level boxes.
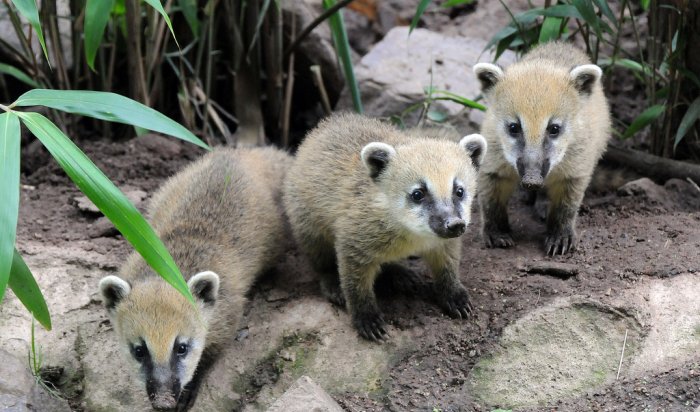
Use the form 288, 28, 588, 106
88, 217, 118, 239
0, 349, 71, 412
74, 189, 147, 215
266, 376, 343, 412
133, 133, 183, 158
341, 27, 515, 130
617, 177, 666, 203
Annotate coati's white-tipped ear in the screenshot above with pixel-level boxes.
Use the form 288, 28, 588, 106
570, 64, 602, 95
473, 63, 504, 94
360, 142, 396, 180
99, 276, 131, 312
459, 134, 487, 169
188, 271, 220, 305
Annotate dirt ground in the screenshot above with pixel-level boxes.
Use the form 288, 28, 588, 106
14, 126, 700, 411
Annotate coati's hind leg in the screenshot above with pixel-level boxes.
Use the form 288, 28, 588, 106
424, 241, 473, 319
302, 233, 345, 307
337, 251, 387, 341
545, 178, 587, 255
479, 173, 518, 248
375, 262, 425, 297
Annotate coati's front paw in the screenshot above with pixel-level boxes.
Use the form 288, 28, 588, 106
353, 310, 389, 341
437, 285, 474, 319
545, 227, 577, 255
483, 229, 515, 249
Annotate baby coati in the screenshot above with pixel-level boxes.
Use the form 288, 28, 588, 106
98, 147, 291, 410
473, 41, 611, 255
283, 113, 486, 341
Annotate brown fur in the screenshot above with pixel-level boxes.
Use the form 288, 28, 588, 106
283, 113, 486, 341
474, 41, 611, 254
99, 146, 292, 409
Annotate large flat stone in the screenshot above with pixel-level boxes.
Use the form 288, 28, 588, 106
469, 297, 643, 408
344, 27, 515, 128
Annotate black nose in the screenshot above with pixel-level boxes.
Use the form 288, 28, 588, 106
445, 218, 466, 237
521, 174, 544, 191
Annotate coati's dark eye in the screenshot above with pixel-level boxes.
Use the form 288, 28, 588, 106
410, 189, 425, 203
176, 343, 189, 357
547, 124, 561, 137
507, 122, 522, 137
454, 187, 465, 199
132, 345, 146, 361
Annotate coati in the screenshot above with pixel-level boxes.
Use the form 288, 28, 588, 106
473, 41, 611, 255
283, 113, 487, 341
98, 147, 292, 410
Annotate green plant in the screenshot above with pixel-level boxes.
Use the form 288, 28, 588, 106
0, 89, 210, 329
27, 318, 62, 398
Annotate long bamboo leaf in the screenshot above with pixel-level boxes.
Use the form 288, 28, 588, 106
572, 0, 602, 37
539, 16, 564, 43
409, 0, 431, 34
85, 0, 116, 71
9, 0, 49, 63
143, 0, 179, 47
0, 113, 20, 304
592, 0, 616, 24
0, 63, 40, 88
15, 89, 210, 150
622, 104, 665, 139
674, 97, 700, 150
16, 112, 194, 304
432, 90, 486, 111
177, 0, 199, 37
8, 249, 51, 330
323, 0, 363, 113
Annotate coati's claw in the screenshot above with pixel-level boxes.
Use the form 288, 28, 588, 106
354, 311, 389, 342
545, 231, 576, 255
484, 231, 515, 249
439, 286, 473, 319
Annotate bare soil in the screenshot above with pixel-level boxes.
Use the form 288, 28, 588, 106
15, 131, 700, 411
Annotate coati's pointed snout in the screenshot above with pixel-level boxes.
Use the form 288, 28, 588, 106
521, 173, 544, 191
430, 215, 467, 238
147, 380, 180, 411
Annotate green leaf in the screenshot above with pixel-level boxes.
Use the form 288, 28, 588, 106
0, 63, 39, 88
10, 0, 49, 63
84, 0, 116, 72
178, 0, 199, 37
572, 0, 602, 37
247, 0, 272, 55
674, 97, 700, 150
0, 113, 20, 304
427, 110, 447, 123
441, 0, 474, 8
539, 16, 563, 43
8, 249, 51, 330
432, 90, 486, 111
484, 25, 518, 52
323, 0, 363, 113
14, 89, 210, 150
622, 104, 665, 139
539, 5, 583, 19
16, 112, 195, 305
592, 0, 616, 24
142, 0, 179, 47
641, 0, 650, 11
410, 0, 432, 34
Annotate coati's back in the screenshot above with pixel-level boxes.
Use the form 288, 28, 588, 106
285, 113, 406, 235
